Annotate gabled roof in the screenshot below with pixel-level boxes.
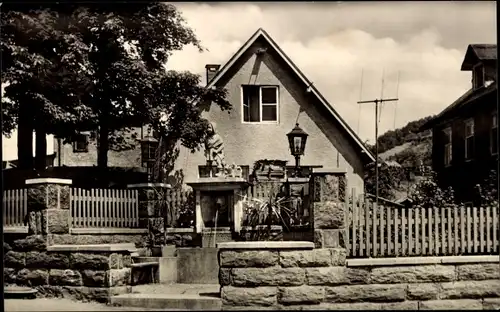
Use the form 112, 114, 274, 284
461, 44, 497, 71
420, 82, 497, 131
207, 28, 376, 163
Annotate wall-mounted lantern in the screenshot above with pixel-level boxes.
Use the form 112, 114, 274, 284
286, 123, 308, 177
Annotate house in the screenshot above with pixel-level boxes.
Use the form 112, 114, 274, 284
172, 28, 375, 194
420, 44, 497, 201
53, 28, 375, 194
2, 153, 57, 169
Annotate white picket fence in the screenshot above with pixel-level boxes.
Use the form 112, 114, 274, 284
3, 189, 28, 227
70, 188, 139, 228
348, 198, 500, 258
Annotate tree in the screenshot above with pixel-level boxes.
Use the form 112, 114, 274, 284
1, 3, 231, 169
364, 161, 406, 200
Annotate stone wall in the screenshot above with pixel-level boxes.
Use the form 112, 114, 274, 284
4, 236, 134, 303
218, 242, 500, 310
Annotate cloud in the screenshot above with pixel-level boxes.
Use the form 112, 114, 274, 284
2, 2, 495, 159
166, 2, 495, 144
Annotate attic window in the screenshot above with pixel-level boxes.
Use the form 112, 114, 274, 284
473, 64, 485, 89
73, 133, 89, 153
242, 85, 279, 123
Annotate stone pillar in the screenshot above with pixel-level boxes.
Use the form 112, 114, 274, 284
127, 183, 171, 246
310, 169, 347, 249
25, 178, 73, 237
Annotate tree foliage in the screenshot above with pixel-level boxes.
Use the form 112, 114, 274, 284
366, 115, 434, 155
364, 161, 406, 200
1, 3, 231, 168
408, 171, 455, 208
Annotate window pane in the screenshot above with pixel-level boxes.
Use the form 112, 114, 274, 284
466, 122, 474, 137
261, 87, 277, 104
466, 137, 474, 159
492, 130, 498, 154
262, 105, 277, 121
243, 86, 260, 122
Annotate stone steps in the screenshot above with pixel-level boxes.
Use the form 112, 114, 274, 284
110, 283, 221, 311
4, 286, 38, 299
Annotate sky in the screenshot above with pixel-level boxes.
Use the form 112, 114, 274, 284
2, 1, 497, 160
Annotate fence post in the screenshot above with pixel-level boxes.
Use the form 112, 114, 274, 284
127, 183, 171, 246
310, 169, 348, 249
25, 178, 73, 239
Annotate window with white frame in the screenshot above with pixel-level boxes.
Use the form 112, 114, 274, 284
242, 85, 279, 123
465, 119, 474, 160
491, 111, 498, 155
443, 127, 452, 167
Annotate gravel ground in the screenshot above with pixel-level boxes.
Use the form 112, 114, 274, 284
4, 298, 170, 311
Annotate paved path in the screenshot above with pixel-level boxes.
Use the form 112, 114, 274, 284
4, 298, 170, 311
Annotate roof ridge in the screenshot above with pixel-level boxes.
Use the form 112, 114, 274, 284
206, 28, 376, 163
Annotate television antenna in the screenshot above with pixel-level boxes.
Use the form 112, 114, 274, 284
357, 69, 399, 207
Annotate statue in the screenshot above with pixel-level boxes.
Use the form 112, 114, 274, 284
204, 122, 226, 177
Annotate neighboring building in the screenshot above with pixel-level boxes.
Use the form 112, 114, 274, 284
53, 126, 156, 179
53, 28, 376, 193
2, 153, 57, 169
173, 28, 375, 194
420, 44, 498, 201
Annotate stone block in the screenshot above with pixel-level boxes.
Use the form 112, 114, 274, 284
109, 253, 124, 269
278, 286, 325, 304
5, 251, 25, 268
232, 267, 305, 287
220, 251, 279, 268
222, 286, 277, 307
380, 302, 419, 310
457, 263, 500, 281
4, 241, 12, 254
306, 267, 370, 286
419, 299, 483, 310
45, 209, 70, 234
25, 251, 70, 269
12, 235, 47, 251
59, 185, 71, 209
483, 298, 500, 310
315, 229, 346, 248
325, 284, 406, 303
16, 268, 49, 286
81, 270, 108, 287
329, 248, 347, 266
27, 211, 45, 235
109, 268, 131, 287
440, 280, 500, 299
313, 202, 345, 229
70, 253, 111, 270
407, 283, 441, 300
220, 268, 232, 286
49, 269, 83, 286
312, 174, 346, 202
27, 185, 48, 210
301, 302, 382, 310
370, 265, 455, 284
280, 249, 331, 267
4, 268, 17, 284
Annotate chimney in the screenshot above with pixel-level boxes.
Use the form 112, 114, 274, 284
205, 64, 221, 85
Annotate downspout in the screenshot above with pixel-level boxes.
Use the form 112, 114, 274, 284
57, 138, 62, 166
